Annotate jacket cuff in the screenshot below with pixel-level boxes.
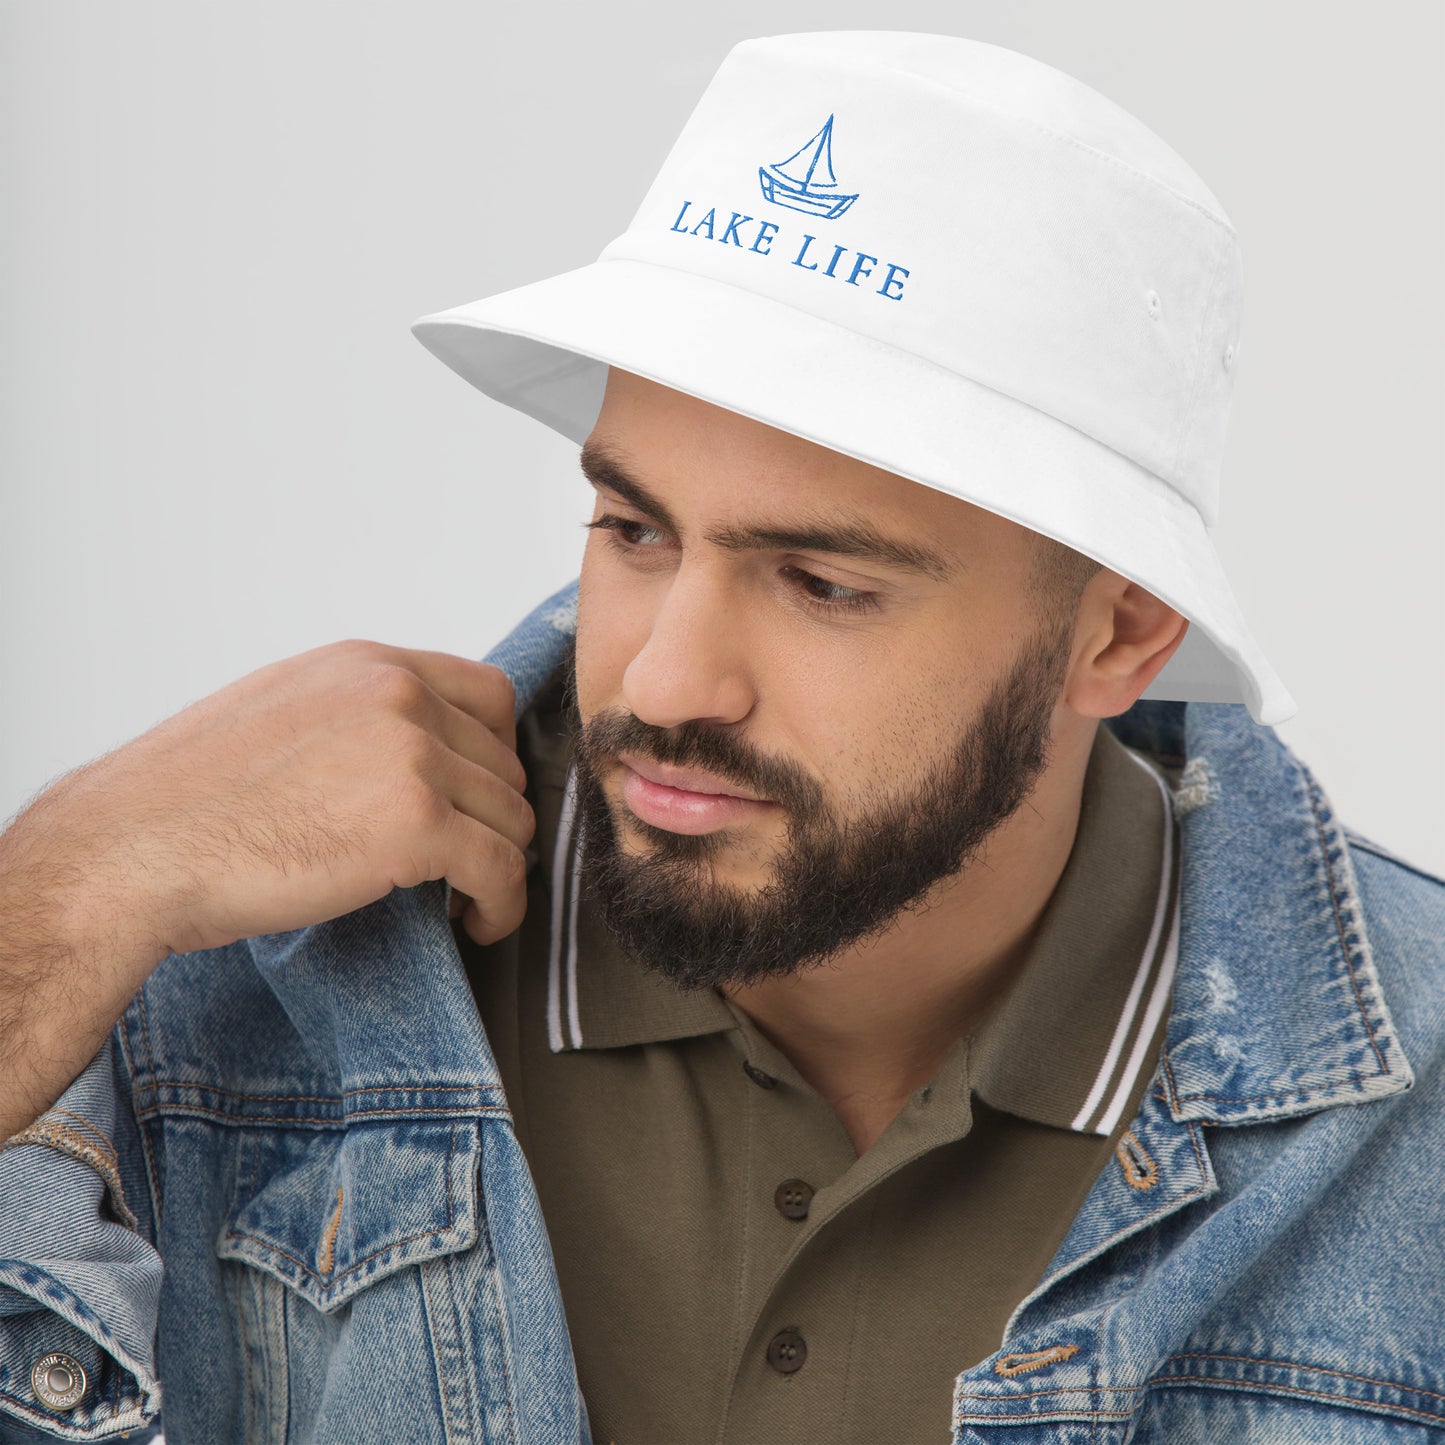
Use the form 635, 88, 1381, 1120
0, 1043, 162, 1438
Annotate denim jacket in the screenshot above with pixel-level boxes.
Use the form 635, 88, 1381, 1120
2, 578, 1442, 1444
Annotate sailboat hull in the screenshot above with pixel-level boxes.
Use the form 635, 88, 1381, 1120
758, 168, 858, 220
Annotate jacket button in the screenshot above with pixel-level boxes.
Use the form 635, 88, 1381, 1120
742, 1060, 777, 1089
31, 1352, 87, 1411
774, 1178, 814, 1220
766, 1328, 807, 1374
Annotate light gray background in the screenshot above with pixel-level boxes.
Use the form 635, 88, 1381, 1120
3, 1, 1443, 874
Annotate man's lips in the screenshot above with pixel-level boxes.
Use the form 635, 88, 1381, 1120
617, 753, 773, 835
619, 753, 765, 801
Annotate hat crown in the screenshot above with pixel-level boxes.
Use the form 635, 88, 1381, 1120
601, 30, 1243, 525
737, 33, 1232, 222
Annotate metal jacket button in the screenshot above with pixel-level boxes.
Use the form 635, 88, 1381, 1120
32, 1351, 87, 1410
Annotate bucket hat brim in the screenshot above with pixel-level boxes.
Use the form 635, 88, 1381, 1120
413, 256, 1295, 725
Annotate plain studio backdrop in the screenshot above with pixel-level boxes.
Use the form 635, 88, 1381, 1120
2, 1, 1443, 881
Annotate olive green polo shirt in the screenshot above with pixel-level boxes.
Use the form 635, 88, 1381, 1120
454, 674, 1179, 1445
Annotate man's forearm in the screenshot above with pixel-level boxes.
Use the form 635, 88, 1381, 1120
0, 783, 169, 1140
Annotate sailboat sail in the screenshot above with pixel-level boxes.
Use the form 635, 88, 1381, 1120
758, 113, 859, 221
773, 119, 839, 189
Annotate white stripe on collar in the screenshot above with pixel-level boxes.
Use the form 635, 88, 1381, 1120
546, 767, 582, 1052
1070, 748, 1179, 1134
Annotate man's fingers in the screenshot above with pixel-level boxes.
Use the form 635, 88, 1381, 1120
445, 813, 529, 944
336, 642, 518, 751
436, 755, 536, 854
419, 690, 529, 796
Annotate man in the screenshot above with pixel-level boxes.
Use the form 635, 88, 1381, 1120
0, 30, 1440, 1445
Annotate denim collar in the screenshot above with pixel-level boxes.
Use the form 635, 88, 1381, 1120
1107, 696, 1413, 1122
242, 578, 1411, 1128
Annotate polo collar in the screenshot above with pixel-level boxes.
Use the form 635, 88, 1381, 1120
541, 717, 1181, 1140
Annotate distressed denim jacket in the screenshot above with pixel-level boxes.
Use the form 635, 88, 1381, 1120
2, 578, 1443, 1444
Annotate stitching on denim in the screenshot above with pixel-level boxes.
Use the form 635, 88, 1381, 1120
427, 1254, 473, 1433
48, 1107, 115, 1154
1147, 1374, 1445, 1427
954, 1409, 1136, 1423
136, 983, 158, 1093
1168, 1079, 1377, 1106
134, 1081, 500, 1104
1163, 1353, 1445, 1404
1, 1118, 138, 1231
135, 1102, 510, 1126
134, 993, 168, 1218
1166, 1035, 1378, 1107
239, 1263, 256, 1437
1307, 776, 1387, 1073
1183, 1119, 1207, 1181
116, 1013, 165, 1223
996, 1345, 1081, 1377
953, 1359, 1444, 1426
316, 1187, 344, 1275
1115, 1132, 1159, 1191
445, 1122, 458, 1225
1161, 1052, 1183, 1113
224, 1219, 461, 1291
956, 1381, 1142, 1401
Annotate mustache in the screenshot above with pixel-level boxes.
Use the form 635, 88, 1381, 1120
574, 707, 824, 816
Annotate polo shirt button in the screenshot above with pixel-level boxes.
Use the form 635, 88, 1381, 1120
31, 1351, 87, 1411
766, 1328, 807, 1374
774, 1178, 814, 1220
742, 1060, 777, 1089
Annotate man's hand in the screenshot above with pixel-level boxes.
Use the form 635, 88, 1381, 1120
0, 640, 534, 1136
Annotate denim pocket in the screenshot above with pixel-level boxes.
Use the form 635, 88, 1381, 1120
215, 1118, 482, 1315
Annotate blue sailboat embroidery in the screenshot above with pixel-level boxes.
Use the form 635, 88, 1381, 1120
758, 114, 858, 220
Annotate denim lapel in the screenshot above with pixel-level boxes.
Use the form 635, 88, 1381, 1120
1109, 700, 1414, 1124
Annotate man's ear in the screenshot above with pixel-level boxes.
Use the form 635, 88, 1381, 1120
1063, 574, 1190, 719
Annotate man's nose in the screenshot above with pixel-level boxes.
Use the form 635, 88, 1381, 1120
621, 566, 756, 730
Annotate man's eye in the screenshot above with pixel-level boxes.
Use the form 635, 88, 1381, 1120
585, 514, 668, 547
784, 567, 880, 615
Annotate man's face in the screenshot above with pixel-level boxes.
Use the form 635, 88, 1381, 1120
569, 369, 1082, 992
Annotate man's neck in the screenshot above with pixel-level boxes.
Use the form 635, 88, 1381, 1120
718, 717, 1098, 1155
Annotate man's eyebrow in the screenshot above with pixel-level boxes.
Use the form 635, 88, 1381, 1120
578, 440, 957, 582
579, 441, 680, 535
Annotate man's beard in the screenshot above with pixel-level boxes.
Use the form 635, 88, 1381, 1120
566, 619, 1074, 994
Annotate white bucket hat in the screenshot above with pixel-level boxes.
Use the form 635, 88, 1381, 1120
412, 30, 1295, 724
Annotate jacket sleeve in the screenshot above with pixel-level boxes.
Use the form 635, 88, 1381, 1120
0, 1032, 163, 1439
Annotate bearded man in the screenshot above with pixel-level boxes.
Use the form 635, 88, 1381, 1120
1, 31, 1440, 1445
